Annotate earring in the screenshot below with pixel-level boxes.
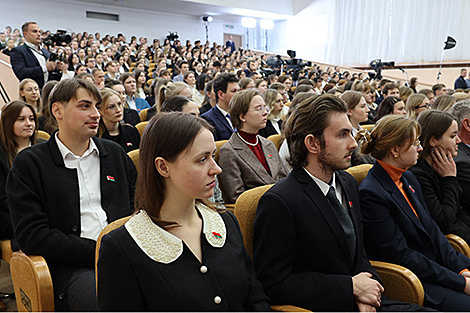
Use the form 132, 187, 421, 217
241, 119, 246, 122
393, 154, 398, 160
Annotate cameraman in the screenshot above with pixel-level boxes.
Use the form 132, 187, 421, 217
11, 22, 67, 89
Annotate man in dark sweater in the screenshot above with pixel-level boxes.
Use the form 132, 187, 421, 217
6, 78, 137, 311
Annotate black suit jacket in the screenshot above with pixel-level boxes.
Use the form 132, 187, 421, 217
455, 142, 470, 217
10, 44, 51, 88
360, 161, 470, 305
455, 76, 467, 90
254, 167, 379, 311
258, 119, 282, 138
201, 106, 233, 141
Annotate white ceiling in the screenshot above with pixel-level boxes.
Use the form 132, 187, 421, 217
69, 0, 295, 23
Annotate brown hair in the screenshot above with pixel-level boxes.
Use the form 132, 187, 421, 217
135, 112, 215, 227
157, 82, 190, 112
0, 101, 38, 167
416, 110, 456, 159
49, 78, 102, 116
374, 96, 403, 122
238, 77, 254, 90
360, 115, 421, 160
228, 89, 262, 130
399, 86, 413, 103
340, 90, 363, 110
284, 94, 347, 168
41, 80, 59, 134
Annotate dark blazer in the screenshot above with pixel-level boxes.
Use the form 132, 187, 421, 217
10, 44, 51, 88
98, 207, 270, 311
201, 106, 233, 141
101, 124, 140, 153
218, 133, 287, 203
0, 147, 12, 242
455, 142, 470, 217
123, 107, 141, 126
258, 119, 282, 138
254, 167, 379, 311
410, 159, 470, 242
455, 76, 467, 90
359, 161, 470, 306
226, 40, 236, 52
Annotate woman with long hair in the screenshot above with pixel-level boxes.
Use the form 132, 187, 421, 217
359, 115, 470, 311
405, 94, 431, 120
19, 78, 41, 113
410, 110, 470, 241
0, 101, 38, 247
258, 89, 283, 138
133, 68, 149, 99
147, 82, 192, 120
98, 88, 140, 153
97, 112, 270, 311
374, 96, 406, 122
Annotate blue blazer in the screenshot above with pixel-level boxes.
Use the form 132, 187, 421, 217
359, 161, 470, 306
125, 98, 150, 113
201, 106, 233, 141
10, 44, 50, 88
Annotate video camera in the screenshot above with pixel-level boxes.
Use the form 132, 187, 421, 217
369, 59, 395, 80
166, 31, 179, 42
43, 30, 72, 47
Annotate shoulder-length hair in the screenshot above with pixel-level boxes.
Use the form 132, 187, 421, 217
374, 96, 402, 123
416, 110, 456, 159
0, 100, 38, 167
135, 112, 215, 227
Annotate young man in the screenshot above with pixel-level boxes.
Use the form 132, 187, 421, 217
7, 78, 137, 311
253, 94, 429, 312
201, 73, 239, 141
173, 60, 189, 82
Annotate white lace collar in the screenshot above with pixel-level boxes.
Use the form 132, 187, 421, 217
125, 203, 226, 264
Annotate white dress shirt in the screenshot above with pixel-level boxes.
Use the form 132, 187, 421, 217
25, 41, 48, 82
303, 168, 345, 207
216, 105, 233, 129
55, 134, 108, 240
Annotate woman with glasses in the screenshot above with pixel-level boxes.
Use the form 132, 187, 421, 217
359, 115, 470, 311
98, 88, 140, 153
406, 94, 431, 119
259, 89, 283, 138
218, 90, 288, 203
410, 110, 470, 242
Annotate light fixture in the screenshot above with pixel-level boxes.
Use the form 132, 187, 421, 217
202, 16, 213, 23
241, 17, 256, 28
260, 19, 274, 30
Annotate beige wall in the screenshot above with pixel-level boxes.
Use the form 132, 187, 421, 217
0, 53, 19, 109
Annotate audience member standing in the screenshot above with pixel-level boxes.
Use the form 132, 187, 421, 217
455, 69, 467, 90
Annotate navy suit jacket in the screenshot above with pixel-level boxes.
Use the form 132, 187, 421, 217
201, 106, 233, 141
254, 167, 379, 311
10, 44, 50, 88
359, 161, 470, 305
226, 40, 236, 52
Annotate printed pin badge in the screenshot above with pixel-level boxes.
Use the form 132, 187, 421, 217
409, 185, 415, 193
212, 231, 222, 239
107, 175, 115, 182
126, 142, 133, 147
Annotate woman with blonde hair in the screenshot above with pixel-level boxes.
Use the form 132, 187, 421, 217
433, 94, 456, 112
259, 89, 283, 138
19, 78, 41, 113
405, 93, 430, 119
146, 82, 193, 121
98, 88, 140, 153
359, 115, 470, 311
238, 77, 255, 90
399, 86, 413, 103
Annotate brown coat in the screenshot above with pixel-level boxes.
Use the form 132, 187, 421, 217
218, 133, 288, 203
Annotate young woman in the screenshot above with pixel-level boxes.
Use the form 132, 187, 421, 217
359, 115, 470, 311
97, 112, 270, 311
410, 110, 470, 242
183, 71, 197, 98
258, 89, 283, 138
405, 94, 430, 120
255, 79, 268, 94
433, 94, 456, 112
160, 95, 199, 117
148, 82, 193, 120
238, 77, 255, 90
0, 101, 38, 248
374, 96, 406, 122
119, 73, 151, 113
219, 90, 288, 203
19, 78, 41, 113
134, 69, 149, 99
98, 88, 140, 153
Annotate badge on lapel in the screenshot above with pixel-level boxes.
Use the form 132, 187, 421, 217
348, 201, 353, 209
409, 185, 415, 194
106, 175, 115, 182
212, 231, 222, 239
268, 154, 273, 159
126, 142, 133, 147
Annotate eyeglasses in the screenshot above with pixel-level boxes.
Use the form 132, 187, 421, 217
411, 139, 421, 147
251, 105, 270, 114
416, 104, 431, 109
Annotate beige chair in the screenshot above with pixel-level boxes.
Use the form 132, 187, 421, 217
1, 240, 12, 263
267, 134, 283, 151
36, 130, 50, 141
345, 164, 373, 185
10, 252, 54, 312
362, 124, 374, 132
127, 149, 139, 171
139, 108, 149, 122
234, 184, 425, 307
214, 140, 228, 164
135, 121, 149, 136
446, 234, 470, 258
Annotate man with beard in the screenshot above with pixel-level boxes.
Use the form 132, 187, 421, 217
253, 94, 431, 312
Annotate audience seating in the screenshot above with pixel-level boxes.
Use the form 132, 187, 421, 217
362, 124, 374, 132
214, 140, 228, 164
127, 149, 139, 170
267, 134, 283, 151
139, 108, 149, 121
36, 130, 50, 141
1, 240, 12, 263
234, 184, 425, 307
10, 252, 53, 312
446, 234, 470, 258
345, 164, 373, 185
135, 121, 149, 136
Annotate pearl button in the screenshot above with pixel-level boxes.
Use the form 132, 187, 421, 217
200, 265, 208, 274
214, 296, 221, 304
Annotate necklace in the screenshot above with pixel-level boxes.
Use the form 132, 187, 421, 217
237, 132, 258, 146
